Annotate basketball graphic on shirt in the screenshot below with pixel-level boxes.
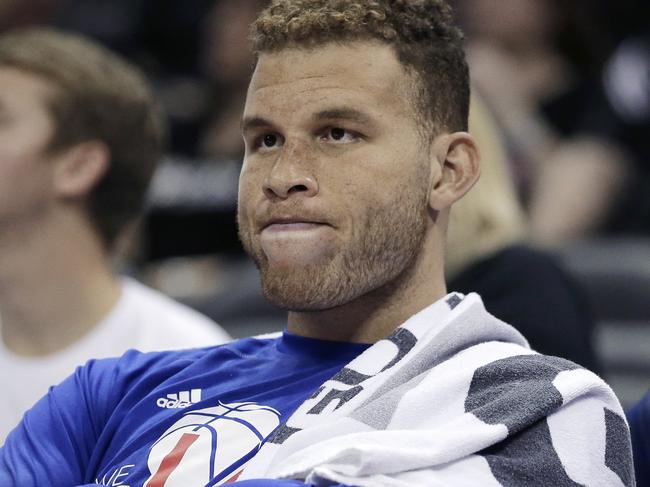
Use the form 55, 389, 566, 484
143, 401, 281, 487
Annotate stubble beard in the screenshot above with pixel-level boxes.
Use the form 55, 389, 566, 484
238, 179, 430, 312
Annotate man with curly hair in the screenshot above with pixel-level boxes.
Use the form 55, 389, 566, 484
0, 1, 633, 486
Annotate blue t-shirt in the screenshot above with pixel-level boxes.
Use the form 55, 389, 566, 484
628, 390, 650, 487
0, 332, 369, 487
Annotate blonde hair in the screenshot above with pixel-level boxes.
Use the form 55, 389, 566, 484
446, 94, 527, 276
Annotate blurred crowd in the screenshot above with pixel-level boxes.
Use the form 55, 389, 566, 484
0, 0, 648, 404
4, 0, 648, 247
459, 0, 650, 244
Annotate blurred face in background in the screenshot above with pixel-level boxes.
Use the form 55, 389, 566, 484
201, 0, 265, 84
0, 67, 57, 234
460, 0, 558, 46
237, 42, 432, 312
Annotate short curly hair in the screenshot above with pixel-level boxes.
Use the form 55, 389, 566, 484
251, 0, 469, 134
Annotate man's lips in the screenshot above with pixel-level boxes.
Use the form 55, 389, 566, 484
263, 221, 326, 232
259, 217, 331, 232
258, 218, 336, 265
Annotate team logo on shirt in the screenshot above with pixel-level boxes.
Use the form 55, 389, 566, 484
143, 401, 281, 487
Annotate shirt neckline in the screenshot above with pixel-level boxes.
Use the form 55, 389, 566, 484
276, 330, 371, 362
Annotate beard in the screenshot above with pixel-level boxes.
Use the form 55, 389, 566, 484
238, 171, 430, 312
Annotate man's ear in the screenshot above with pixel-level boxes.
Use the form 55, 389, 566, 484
53, 141, 110, 199
428, 132, 481, 211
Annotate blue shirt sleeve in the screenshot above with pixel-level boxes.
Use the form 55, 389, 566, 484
628, 390, 650, 487
0, 355, 126, 486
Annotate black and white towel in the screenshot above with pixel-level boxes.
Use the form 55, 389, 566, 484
240, 293, 634, 486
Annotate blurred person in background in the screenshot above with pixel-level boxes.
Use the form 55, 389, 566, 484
543, 30, 650, 238
457, 0, 647, 246
0, 1, 277, 274
0, 0, 63, 32
54, 0, 269, 160
0, 28, 229, 443
447, 94, 599, 372
198, 0, 269, 160
124, 0, 272, 299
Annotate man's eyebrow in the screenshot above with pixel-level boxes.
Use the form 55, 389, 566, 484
241, 116, 275, 133
313, 108, 373, 124
241, 108, 374, 133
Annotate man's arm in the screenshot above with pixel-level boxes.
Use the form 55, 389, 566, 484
0, 358, 119, 486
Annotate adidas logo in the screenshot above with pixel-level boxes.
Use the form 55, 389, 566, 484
156, 389, 202, 409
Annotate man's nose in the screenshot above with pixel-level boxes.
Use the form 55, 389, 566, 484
263, 146, 318, 199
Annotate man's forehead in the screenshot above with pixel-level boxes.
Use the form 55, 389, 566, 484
0, 66, 57, 94
250, 40, 406, 91
244, 41, 414, 118
0, 67, 56, 105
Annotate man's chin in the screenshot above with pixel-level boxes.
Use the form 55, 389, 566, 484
260, 280, 336, 312
258, 266, 350, 312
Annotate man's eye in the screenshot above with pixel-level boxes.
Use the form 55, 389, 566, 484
263, 134, 277, 147
256, 133, 283, 150
322, 127, 358, 143
330, 128, 346, 140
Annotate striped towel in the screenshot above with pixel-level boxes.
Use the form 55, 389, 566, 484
240, 293, 634, 486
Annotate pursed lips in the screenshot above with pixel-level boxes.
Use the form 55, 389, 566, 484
257, 216, 338, 265
259, 217, 331, 232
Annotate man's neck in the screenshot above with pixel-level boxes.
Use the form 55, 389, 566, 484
287, 237, 447, 344
0, 214, 121, 357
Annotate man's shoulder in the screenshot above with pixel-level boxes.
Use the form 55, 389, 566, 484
459, 340, 607, 397
474, 352, 632, 484
458, 346, 623, 428
94, 332, 280, 371
79, 333, 282, 396
83, 345, 215, 381
468, 348, 584, 379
